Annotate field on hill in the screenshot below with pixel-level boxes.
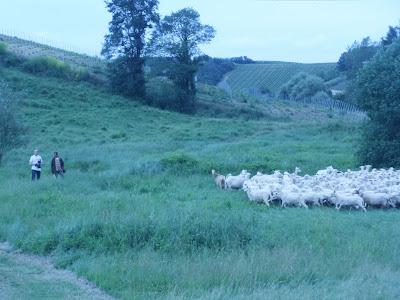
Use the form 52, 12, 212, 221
220, 62, 336, 94
0, 34, 106, 75
1, 63, 400, 300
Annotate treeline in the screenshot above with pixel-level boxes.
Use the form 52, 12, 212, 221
336, 24, 400, 99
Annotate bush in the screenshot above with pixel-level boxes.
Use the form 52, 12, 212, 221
0, 42, 23, 67
0, 83, 26, 165
279, 72, 327, 100
0, 42, 7, 55
311, 91, 330, 102
355, 38, 400, 167
146, 77, 180, 111
23, 56, 71, 77
22, 56, 91, 81
160, 152, 200, 173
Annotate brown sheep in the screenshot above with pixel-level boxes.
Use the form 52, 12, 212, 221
212, 170, 226, 190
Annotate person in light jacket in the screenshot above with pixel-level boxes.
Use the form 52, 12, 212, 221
29, 149, 42, 181
51, 152, 65, 178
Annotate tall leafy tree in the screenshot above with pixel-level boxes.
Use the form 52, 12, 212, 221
355, 38, 400, 167
149, 8, 215, 113
102, 0, 159, 99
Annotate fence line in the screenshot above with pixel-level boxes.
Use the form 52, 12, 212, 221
218, 81, 367, 121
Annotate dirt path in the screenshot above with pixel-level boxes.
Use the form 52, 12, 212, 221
0, 242, 115, 300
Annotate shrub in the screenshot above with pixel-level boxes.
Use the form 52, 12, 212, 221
22, 56, 91, 81
0, 42, 7, 55
23, 56, 71, 77
160, 152, 200, 173
146, 77, 180, 111
279, 72, 327, 100
0, 83, 26, 165
311, 91, 330, 102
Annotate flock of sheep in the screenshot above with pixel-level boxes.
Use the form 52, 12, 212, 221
211, 166, 400, 210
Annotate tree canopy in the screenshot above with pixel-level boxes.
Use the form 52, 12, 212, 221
102, 0, 159, 98
355, 38, 400, 167
149, 8, 215, 113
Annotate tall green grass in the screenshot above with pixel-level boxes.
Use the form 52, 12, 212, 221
1, 67, 399, 299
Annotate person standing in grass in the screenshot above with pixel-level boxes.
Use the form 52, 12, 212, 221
29, 149, 42, 181
51, 152, 65, 179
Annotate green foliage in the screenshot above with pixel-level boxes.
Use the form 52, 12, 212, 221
0, 41, 7, 55
102, 0, 159, 99
381, 25, 400, 46
197, 57, 235, 85
106, 57, 146, 100
150, 7, 216, 113
22, 56, 90, 81
337, 37, 378, 78
0, 43, 23, 68
146, 77, 180, 111
279, 72, 327, 100
355, 39, 400, 167
160, 152, 200, 173
0, 84, 25, 165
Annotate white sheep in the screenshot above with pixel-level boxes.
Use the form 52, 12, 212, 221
329, 192, 366, 212
226, 171, 251, 189
243, 186, 273, 206
280, 190, 308, 209
355, 191, 393, 208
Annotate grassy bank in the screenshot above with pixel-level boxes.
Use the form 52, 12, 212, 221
1, 67, 399, 299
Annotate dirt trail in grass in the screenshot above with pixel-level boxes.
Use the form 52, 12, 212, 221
0, 242, 115, 300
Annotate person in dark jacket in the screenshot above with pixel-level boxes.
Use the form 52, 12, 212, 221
51, 152, 65, 178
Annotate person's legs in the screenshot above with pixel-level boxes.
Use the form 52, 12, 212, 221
32, 170, 36, 181
58, 171, 64, 178
37, 171, 41, 180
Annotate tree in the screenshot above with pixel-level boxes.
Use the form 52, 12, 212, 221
102, 0, 159, 99
381, 25, 400, 47
149, 8, 215, 113
354, 38, 400, 167
0, 85, 25, 165
337, 37, 378, 79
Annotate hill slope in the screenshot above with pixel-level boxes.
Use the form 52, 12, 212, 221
1, 63, 400, 299
220, 62, 336, 94
0, 34, 104, 72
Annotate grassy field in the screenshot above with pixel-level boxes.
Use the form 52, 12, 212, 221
221, 63, 335, 94
1, 65, 400, 300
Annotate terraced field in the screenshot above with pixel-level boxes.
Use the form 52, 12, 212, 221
221, 62, 336, 94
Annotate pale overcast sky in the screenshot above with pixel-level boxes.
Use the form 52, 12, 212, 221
0, 0, 399, 62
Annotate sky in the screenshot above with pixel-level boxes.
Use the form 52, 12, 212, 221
0, 0, 399, 63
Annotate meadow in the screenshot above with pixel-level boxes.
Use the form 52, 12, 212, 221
1, 66, 400, 299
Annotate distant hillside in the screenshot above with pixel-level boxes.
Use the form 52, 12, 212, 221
220, 62, 336, 94
0, 34, 106, 74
